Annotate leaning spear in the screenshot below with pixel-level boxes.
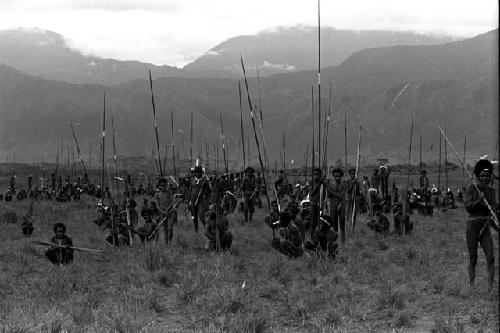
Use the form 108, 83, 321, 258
220, 112, 228, 173
238, 81, 246, 170
402, 117, 414, 234
148, 70, 163, 178
240, 55, 273, 235
70, 123, 87, 175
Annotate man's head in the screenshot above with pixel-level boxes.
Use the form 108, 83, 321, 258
473, 159, 493, 184
193, 166, 204, 178
380, 166, 387, 173
245, 166, 255, 177
53, 222, 66, 237
373, 168, 379, 175
421, 170, 427, 176
313, 167, 322, 180
158, 178, 168, 192
279, 211, 291, 228
349, 168, 356, 179
332, 168, 343, 182
271, 200, 279, 211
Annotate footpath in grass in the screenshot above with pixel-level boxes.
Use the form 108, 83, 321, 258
0, 198, 498, 332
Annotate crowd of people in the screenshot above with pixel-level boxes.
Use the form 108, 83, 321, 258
2, 159, 498, 291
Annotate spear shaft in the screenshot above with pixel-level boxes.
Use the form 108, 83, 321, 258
220, 112, 228, 173
148, 70, 163, 178
240, 56, 273, 229
170, 109, 177, 179
403, 117, 414, 234
190, 112, 194, 168
70, 123, 87, 174
101, 91, 106, 202
238, 81, 246, 170
317, 0, 322, 171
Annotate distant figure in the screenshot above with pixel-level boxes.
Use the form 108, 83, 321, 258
327, 168, 346, 244
22, 215, 34, 236
379, 166, 390, 198
371, 169, 380, 193
204, 205, 232, 252
419, 170, 429, 194
45, 223, 74, 265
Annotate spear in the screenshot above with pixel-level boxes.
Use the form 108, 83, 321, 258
220, 112, 228, 173
111, 116, 120, 202
240, 55, 273, 234
344, 107, 348, 171
148, 70, 163, 178
238, 81, 246, 170
317, 0, 322, 171
70, 123, 87, 175
462, 135, 466, 190
322, 83, 333, 170
30, 241, 104, 254
439, 127, 499, 230
88, 143, 92, 175
438, 131, 442, 192
170, 109, 177, 179
444, 127, 448, 195
351, 126, 361, 235
403, 117, 414, 234
256, 67, 264, 131
190, 112, 194, 168
419, 132, 422, 174
101, 91, 106, 203
311, 85, 315, 173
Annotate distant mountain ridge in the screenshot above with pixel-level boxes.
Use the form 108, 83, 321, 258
0, 26, 456, 84
0, 28, 185, 85
0, 30, 496, 166
183, 26, 456, 77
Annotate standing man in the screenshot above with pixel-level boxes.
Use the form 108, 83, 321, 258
239, 166, 258, 224
328, 168, 347, 244
155, 178, 177, 245
346, 168, 361, 234
189, 166, 210, 233
379, 166, 390, 198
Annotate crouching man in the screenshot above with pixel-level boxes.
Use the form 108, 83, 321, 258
271, 212, 303, 258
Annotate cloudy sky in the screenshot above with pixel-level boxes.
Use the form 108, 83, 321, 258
0, 0, 497, 67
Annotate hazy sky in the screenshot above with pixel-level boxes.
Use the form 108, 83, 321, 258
0, 0, 497, 67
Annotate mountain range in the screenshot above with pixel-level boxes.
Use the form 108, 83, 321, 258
0, 27, 453, 84
0, 27, 497, 168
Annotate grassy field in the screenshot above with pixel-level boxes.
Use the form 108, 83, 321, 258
0, 189, 498, 333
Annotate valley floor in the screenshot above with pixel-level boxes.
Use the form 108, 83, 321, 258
0, 198, 498, 332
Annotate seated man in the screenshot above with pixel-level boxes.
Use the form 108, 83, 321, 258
45, 223, 74, 265
136, 208, 159, 243
271, 212, 303, 258
393, 203, 413, 235
204, 205, 233, 252
22, 215, 34, 236
367, 204, 390, 234
305, 215, 338, 259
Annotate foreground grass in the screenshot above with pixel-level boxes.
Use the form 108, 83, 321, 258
0, 197, 498, 332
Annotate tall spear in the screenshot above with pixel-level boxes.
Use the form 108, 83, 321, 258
148, 70, 163, 178
111, 116, 120, 201
101, 91, 106, 202
351, 126, 361, 235
403, 117, 414, 234
190, 112, 194, 168
170, 109, 177, 179
438, 132, 442, 192
317, 0, 322, 171
220, 112, 228, 173
322, 83, 333, 169
70, 123, 87, 174
240, 55, 273, 233
419, 132, 422, 174
311, 85, 315, 172
88, 143, 92, 174
344, 107, 348, 171
256, 67, 264, 131
444, 128, 448, 194
238, 81, 246, 170
282, 129, 286, 172
462, 135, 466, 190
